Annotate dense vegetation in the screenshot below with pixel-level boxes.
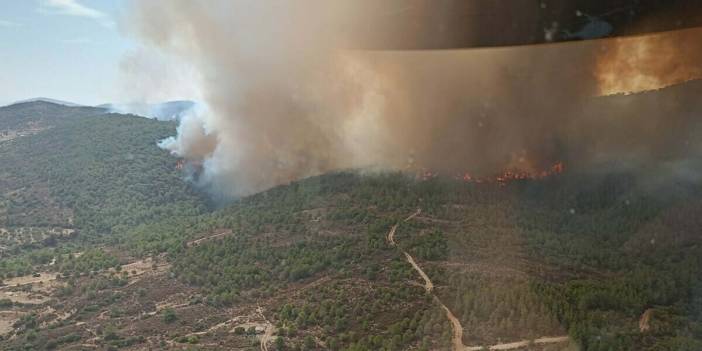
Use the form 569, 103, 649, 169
1, 101, 701, 350
137, 171, 702, 350
520, 176, 702, 350
0, 103, 206, 233
0, 102, 208, 277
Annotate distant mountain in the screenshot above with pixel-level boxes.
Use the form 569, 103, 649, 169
3, 98, 197, 121
8, 97, 84, 107
0, 100, 106, 132
99, 100, 197, 121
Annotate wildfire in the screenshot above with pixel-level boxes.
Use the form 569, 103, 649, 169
175, 159, 205, 175
417, 162, 565, 185
595, 27, 702, 96
488, 161, 564, 185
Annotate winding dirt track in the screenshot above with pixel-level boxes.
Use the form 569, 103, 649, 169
258, 305, 275, 351
389, 209, 570, 351
388, 210, 457, 345
438, 296, 465, 351
404, 252, 433, 293
404, 208, 422, 222
464, 336, 571, 350
387, 224, 398, 246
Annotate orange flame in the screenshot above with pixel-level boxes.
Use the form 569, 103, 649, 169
461, 162, 564, 186
417, 161, 565, 185
595, 27, 702, 96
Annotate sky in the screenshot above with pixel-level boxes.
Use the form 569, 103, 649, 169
0, 0, 134, 106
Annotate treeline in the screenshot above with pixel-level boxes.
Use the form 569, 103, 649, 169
519, 176, 702, 350
57, 249, 120, 276
276, 280, 450, 351
442, 274, 563, 345
172, 234, 358, 306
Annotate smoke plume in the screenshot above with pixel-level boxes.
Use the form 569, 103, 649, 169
127, 1, 702, 197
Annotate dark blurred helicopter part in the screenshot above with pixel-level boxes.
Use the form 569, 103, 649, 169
562, 12, 614, 40
352, 0, 702, 49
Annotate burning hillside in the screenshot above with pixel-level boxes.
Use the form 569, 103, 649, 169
129, 1, 702, 197
595, 27, 702, 96
469, 162, 564, 185
417, 161, 565, 185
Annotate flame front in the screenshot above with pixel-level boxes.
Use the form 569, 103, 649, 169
595, 27, 702, 96
417, 161, 565, 185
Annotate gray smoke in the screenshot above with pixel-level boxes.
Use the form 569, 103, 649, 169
127, 1, 702, 197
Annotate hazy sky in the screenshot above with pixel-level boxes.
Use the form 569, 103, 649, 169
0, 0, 133, 106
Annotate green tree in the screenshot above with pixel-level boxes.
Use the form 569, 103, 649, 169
162, 308, 177, 324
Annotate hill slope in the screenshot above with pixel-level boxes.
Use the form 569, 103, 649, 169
0, 102, 700, 351
0, 101, 208, 266
4, 170, 700, 350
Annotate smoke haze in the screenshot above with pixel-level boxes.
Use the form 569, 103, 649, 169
126, 1, 702, 197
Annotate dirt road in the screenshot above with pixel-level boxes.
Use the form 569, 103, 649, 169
464, 336, 570, 350
388, 209, 460, 348
404, 208, 422, 222
437, 296, 465, 351
1, 272, 59, 287
391, 209, 570, 351
387, 224, 398, 246
404, 252, 433, 293
387, 208, 421, 246
258, 306, 275, 351
187, 229, 233, 247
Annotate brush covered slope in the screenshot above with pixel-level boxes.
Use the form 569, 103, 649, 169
0, 102, 701, 351
0, 101, 208, 272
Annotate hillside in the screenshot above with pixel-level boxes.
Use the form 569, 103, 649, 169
0, 101, 208, 270
0, 102, 700, 351
0, 101, 105, 141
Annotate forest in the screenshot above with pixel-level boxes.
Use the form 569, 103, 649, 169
1, 102, 701, 350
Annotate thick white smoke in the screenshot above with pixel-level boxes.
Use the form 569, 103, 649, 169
126, 1, 417, 196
